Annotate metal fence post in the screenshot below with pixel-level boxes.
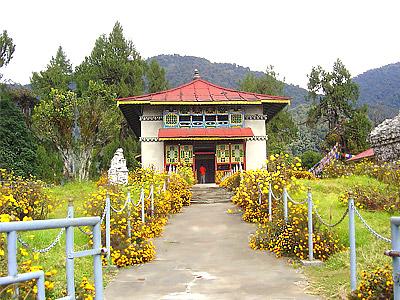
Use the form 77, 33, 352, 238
307, 188, 314, 261
93, 220, 104, 300
105, 193, 111, 263
151, 184, 154, 217
141, 188, 145, 223
7, 230, 18, 298
283, 187, 288, 224
348, 192, 357, 291
68, 198, 74, 217
390, 217, 400, 299
268, 182, 272, 222
66, 199, 75, 297
127, 191, 132, 239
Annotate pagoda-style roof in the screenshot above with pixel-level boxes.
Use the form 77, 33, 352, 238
117, 78, 290, 105
117, 75, 290, 137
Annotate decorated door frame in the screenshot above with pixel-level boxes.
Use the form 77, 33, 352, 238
164, 140, 246, 182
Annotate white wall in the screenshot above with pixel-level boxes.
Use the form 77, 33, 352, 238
246, 140, 267, 170
141, 141, 164, 170
141, 106, 164, 170
244, 105, 267, 170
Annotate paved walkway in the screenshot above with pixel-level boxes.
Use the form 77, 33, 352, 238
105, 202, 319, 300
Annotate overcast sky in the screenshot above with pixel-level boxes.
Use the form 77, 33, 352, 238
1, 0, 400, 88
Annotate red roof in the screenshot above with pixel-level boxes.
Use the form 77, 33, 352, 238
117, 79, 290, 104
347, 148, 375, 162
158, 128, 254, 140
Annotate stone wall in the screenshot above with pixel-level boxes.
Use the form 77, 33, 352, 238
369, 113, 400, 162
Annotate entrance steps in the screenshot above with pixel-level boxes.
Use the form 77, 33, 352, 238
191, 184, 233, 204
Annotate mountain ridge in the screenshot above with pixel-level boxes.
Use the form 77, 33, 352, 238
148, 54, 400, 121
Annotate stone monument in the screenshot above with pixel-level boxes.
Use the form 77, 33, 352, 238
108, 148, 129, 185
369, 113, 400, 162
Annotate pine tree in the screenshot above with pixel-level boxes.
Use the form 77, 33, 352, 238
147, 59, 169, 93
75, 21, 146, 98
31, 46, 73, 99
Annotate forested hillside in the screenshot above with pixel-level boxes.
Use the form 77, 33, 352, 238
353, 62, 400, 121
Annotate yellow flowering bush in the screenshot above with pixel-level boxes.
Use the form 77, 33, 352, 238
223, 154, 304, 223
249, 203, 343, 261
76, 276, 95, 300
222, 153, 342, 261
0, 169, 53, 221
0, 250, 58, 299
84, 168, 192, 268
176, 165, 196, 186
219, 172, 240, 191
349, 266, 393, 299
0, 170, 57, 299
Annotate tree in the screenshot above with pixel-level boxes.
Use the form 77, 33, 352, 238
342, 105, 372, 154
240, 66, 298, 153
0, 30, 15, 79
147, 59, 168, 93
0, 98, 37, 177
75, 21, 146, 98
31, 46, 73, 100
307, 59, 371, 152
307, 59, 359, 132
32, 81, 120, 180
240, 65, 285, 95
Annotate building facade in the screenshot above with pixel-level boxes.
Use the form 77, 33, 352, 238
117, 71, 289, 183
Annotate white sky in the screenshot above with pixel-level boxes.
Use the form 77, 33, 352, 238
1, 0, 400, 88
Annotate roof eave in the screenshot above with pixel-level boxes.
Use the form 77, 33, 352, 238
117, 99, 290, 106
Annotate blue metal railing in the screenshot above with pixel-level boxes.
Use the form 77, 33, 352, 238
0, 210, 105, 300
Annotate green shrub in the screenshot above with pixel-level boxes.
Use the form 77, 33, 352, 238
0, 98, 37, 177
301, 150, 323, 170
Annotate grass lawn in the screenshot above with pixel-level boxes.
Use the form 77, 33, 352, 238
17, 181, 109, 298
289, 175, 394, 299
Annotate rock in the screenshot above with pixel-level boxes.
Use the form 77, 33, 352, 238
369, 112, 400, 162
108, 148, 129, 185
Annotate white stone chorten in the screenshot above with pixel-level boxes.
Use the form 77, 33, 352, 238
108, 148, 129, 185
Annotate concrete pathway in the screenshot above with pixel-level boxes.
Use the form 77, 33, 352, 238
105, 202, 320, 300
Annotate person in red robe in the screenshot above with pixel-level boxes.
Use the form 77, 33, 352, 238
199, 165, 206, 184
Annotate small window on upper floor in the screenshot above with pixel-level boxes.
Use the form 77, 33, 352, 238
164, 113, 179, 127
230, 113, 243, 126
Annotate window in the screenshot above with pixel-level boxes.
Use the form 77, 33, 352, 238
164, 113, 178, 127
231, 144, 244, 163
166, 145, 179, 164
216, 144, 230, 163
230, 113, 243, 126
180, 145, 193, 165
179, 115, 191, 127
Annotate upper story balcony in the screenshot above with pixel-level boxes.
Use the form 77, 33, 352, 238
163, 107, 244, 128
